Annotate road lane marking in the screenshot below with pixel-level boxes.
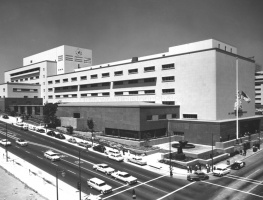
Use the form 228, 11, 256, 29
203, 181, 263, 198
138, 180, 170, 194
37, 156, 43, 160
156, 182, 195, 200
246, 169, 261, 179
227, 174, 262, 184
51, 163, 58, 167
247, 179, 263, 193
104, 175, 167, 199
25, 151, 30, 154
67, 170, 76, 174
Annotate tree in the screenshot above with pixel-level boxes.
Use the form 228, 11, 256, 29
87, 118, 95, 146
143, 132, 151, 147
43, 103, 59, 128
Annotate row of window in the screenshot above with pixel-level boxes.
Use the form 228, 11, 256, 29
48, 63, 175, 84
147, 113, 177, 121
11, 76, 40, 83
13, 88, 38, 92
10, 67, 40, 77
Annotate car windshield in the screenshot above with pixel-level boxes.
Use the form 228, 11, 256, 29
123, 173, 130, 178
20, 139, 25, 142
115, 155, 121, 157
135, 158, 142, 160
98, 182, 106, 186
101, 165, 108, 168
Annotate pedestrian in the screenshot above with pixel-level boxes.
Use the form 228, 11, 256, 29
187, 166, 189, 173
189, 166, 192, 173
244, 149, 246, 156
199, 164, 201, 170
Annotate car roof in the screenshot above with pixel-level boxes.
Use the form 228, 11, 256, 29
235, 160, 243, 163
89, 177, 104, 184
216, 164, 229, 168
99, 163, 108, 167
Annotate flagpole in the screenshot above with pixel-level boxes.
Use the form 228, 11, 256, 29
236, 57, 239, 140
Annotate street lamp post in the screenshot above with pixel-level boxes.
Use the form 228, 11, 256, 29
5, 123, 8, 162
56, 168, 65, 200
211, 133, 214, 172
258, 130, 260, 150
78, 149, 82, 200
169, 131, 173, 177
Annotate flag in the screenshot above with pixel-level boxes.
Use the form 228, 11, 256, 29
240, 91, 251, 103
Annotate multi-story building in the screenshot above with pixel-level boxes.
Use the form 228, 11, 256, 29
1, 39, 261, 145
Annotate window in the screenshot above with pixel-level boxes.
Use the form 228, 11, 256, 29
63, 78, 68, 83
102, 82, 110, 86
48, 95, 53, 99
30, 77, 34, 80
173, 131, 184, 136
43, 82, 45, 85
36, 76, 39, 79
55, 95, 60, 98
43, 89, 45, 92
128, 69, 138, 74
102, 92, 110, 96
162, 101, 175, 105
102, 72, 110, 78
183, 114, 197, 119
71, 86, 78, 89
128, 80, 138, 84
63, 95, 68, 98
80, 85, 87, 89
25, 78, 28, 80
146, 115, 152, 121
162, 89, 175, 94
81, 76, 87, 80
114, 81, 123, 85
3, 88, 5, 92
171, 114, 177, 118
115, 92, 123, 96
159, 114, 166, 120
91, 93, 98, 96
145, 90, 155, 94
24, 96, 28, 98
91, 84, 98, 87
144, 78, 156, 83
72, 94, 77, 98
162, 63, 175, 70
73, 113, 80, 118
114, 71, 123, 76
144, 66, 155, 72
71, 77, 77, 81
162, 76, 175, 82
43, 75, 45, 78
55, 80, 60, 83
91, 74, 97, 79
20, 79, 23, 81
48, 88, 53, 92
129, 91, 138, 95
48, 81, 53, 84
81, 93, 87, 97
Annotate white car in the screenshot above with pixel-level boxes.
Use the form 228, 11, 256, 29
44, 150, 60, 161
16, 139, 28, 146
0, 139, 11, 146
16, 122, 24, 127
108, 154, 124, 162
213, 164, 231, 177
87, 178, 112, 194
93, 164, 115, 175
111, 171, 137, 185
127, 156, 147, 165
85, 194, 102, 200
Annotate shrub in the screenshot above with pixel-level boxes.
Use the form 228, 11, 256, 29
66, 126, 73, 135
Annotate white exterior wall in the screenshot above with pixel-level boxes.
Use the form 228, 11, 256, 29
0, 84, 7, 98
23, 45, 92, 75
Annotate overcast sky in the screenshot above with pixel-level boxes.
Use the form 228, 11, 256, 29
0, 0, 262, 83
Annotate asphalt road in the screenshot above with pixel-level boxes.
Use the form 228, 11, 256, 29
0, 121, 263, 200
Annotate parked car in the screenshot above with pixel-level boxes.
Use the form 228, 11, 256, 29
111, 171, 137, 185
55, 133, 65, 139
230, 160, 245, 170
108, 154, 124, 162
127, 156, 147, 166
21, 126, 28, 131
0, 139, 11, 146
68, 138, 77, 143
16, 138, 28, 146
93, 145, 106, 153
2, 115, 9, 119
93, 163, 115, 175
44, 150, 60, 161
213, 164, 231, 177
36, 128, 46, 133
47, 131, 56, 136
187, 171, 209, 181
87, 177, 112, 194
16, 122, 24, 127
106, 148, 120, 155
78, 141, 92, 148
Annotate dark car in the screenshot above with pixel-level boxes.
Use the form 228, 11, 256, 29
2, 115, 9, 119
55, 133, 65, 139
231, 161, 245, 170
187, 171, 209, 181
47, 131, 56, 137
93, 145, 106, 153
37, 129, 46, 133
